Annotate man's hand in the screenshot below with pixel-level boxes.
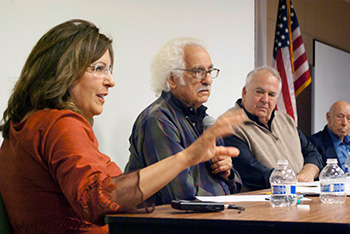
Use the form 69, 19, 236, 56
210, 156, 233, 180
296, 163, 320, 182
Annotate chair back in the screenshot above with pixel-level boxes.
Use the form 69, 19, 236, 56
0, 193, 12, 234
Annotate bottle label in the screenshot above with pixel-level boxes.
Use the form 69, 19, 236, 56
346, 167, 350, 173
271, 184, 296, 195
320, 183, 345, 193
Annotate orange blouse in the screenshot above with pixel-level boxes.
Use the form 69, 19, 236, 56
0, 109, 122, 233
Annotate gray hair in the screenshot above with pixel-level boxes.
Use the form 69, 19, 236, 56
245, 65, 282, 92
150, 37, 207, 97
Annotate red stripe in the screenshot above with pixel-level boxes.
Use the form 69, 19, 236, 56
292, 35, 303, 50
293, 52, 307, 70
276, 49, 295, 120
294, 70, 311, 91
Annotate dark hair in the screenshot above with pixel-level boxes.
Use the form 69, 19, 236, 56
0, 19, 113, 139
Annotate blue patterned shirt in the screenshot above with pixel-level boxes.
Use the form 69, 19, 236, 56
125, 91, 242, 205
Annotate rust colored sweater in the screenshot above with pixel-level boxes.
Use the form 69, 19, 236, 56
0, 109, 122, 233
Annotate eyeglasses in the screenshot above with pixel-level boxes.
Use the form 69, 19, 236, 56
89, 63, 113, 77
173, 68, 220, 80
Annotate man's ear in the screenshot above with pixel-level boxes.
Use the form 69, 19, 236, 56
242, 87, 247, 101
168, 75, 177, 89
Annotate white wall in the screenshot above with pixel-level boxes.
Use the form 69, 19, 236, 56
0, 0, 254, 170
313, 40, 350, 133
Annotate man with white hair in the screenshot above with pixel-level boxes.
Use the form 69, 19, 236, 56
125, 37, 242, 205
224, 66, 323, 191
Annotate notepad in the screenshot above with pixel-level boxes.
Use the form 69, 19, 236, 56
296, 178, 350, 196
196, 195, 270, 202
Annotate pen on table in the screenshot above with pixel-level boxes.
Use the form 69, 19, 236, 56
225, 204, 245, 213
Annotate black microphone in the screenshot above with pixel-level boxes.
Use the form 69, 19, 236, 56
202, 115, 216, 131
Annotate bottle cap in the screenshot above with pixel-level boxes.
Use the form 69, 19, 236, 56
326, 158, 338, 164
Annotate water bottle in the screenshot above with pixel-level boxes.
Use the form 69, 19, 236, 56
344, 153, 350, 177
319, 158, 346, 204
269, 160, 297, 207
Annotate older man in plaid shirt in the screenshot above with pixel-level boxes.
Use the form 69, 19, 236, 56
125, 38, 242, 205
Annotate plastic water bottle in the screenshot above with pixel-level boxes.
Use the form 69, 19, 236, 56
269, 160, 297, 207
344, 153, 350, 177
319, 158, 346, 204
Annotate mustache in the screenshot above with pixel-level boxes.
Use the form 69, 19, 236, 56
197, 85, 211, 93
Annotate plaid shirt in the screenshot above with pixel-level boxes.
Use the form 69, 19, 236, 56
125, 91, 242, 205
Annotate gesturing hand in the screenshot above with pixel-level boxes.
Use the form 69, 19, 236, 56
182, 109, 246, 167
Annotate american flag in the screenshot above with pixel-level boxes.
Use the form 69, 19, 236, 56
273, 0, 311, 124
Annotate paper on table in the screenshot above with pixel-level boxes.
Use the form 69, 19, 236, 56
296, 181, 320, 195
297, 181, 320, 187
197, 194, 312, 203
196, 195, 270, 202
197, 178, 350, 202
297, 178, 350, 195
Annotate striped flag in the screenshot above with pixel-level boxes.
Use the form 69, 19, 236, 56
273, 0, 311, 125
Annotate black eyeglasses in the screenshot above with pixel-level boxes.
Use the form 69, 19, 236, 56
173, 68, 220, 79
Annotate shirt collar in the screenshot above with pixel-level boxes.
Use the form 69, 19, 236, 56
326, 126, 350, 146
237, 99, 275, 130
344, 135, 350, 144
161, 91, 207, 117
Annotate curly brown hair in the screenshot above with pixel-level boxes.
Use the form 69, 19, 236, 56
0, 19, 114, 139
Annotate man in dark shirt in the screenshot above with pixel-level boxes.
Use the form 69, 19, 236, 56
224, 66, 323, 191
308, 101, 350, 171
125, 38, 243, 204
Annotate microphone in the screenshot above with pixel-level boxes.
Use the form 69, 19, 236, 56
203, 115, 226, 176
202, 115, 216, 131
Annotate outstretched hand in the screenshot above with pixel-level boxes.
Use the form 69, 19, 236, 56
138, 109, 246, 202
182, 109, 247, 167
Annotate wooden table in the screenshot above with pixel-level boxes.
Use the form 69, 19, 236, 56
105, 193, 350, 234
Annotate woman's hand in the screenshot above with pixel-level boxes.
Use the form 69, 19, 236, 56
181, 109, 247, 167
137, 109, 246, 203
